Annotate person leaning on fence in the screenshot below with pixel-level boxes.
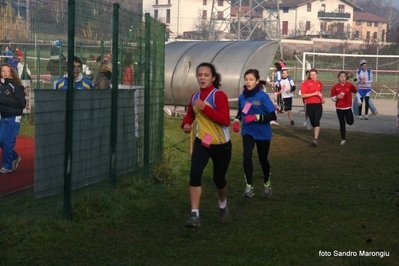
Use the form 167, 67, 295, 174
47, 41, 67, 89
17, 57, 31, 79
0, 63, 26, 173
181, 62, 231, 228
356, 59, 377, 120
94, 60, 112, 89
330, 71, 358, 146
122, 53, 136, 86
232, 69, 276, 199
82, 58, 93, 81
300, 68, 325, 147
55, 56, 94, 90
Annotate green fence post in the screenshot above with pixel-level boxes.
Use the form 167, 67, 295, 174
109, 3, 120, 188
80, 43, 83, 62
144, 13, 151, 177
36, 46, 41, 89
63, 0, 76, 220
101, 40, 104, 61
58, 44, 63, 78
119, 40, 124, 84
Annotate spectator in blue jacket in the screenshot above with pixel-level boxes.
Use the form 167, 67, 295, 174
55, 56, 94, 90
3, 46, 13, 63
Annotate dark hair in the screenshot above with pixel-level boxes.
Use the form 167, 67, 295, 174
274, 62, 282, 71
309, 68, 318, 74
196, 62, 222, 88
337, 71, 347, 78
123, 57, 133, 67
244, 69, 260, 80
244, 69, 268, 85
73, 56, 82, 66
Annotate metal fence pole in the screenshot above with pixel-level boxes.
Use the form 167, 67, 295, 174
144, 13, 151, 177
110, 3, 120, 188
63, 0, 76, 220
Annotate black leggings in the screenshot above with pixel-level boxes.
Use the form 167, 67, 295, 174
242, 134, 271, 186
358, 96, 370, 115
189, 138, 231, 189
336, 109, 354, 140
306, 103, 323, 127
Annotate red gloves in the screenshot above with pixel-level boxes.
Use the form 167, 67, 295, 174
244, 115, 258, 123
233, 121, 240, 133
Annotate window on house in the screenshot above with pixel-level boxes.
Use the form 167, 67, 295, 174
166, 9, 170, 23
321, 4, 326, 12
218, 0, 223, 6
202, 10, 207, 19
367, 21, 372, 26
155, 0, 158, 4
355, 31, 360, 38
366, 31, 370, 38
338, 5, 345, 13
306, 21, 311, 31
374, 22, 379, 27
283, 7, 289, 13
217, 11, 223, 19
373, 32, 378, 39
154, 10, 158, 19
203, 0, 207, 5
168, 0, 170, 4
282, 21, 288, 35
320, 22, 327, 31
356, 21, 361, 26
307, 3, 311, 12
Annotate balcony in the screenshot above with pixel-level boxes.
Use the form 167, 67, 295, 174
318, 11, 351, 21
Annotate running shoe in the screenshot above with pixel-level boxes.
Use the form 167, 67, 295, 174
312, 139, 318, 147
372, 110, 378, 116
340, 139, 346, 145
12, 156, 21, 171
0, 167, 12, 174
243, 185, 254, 198
219, 206, 230, 224
185, 212, 201, 228
364, 115, 368, 120
262, 183, 273, 199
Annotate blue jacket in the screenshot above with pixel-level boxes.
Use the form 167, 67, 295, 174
55, 75, 94, 90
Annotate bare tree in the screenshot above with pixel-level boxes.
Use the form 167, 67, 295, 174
192, 9, 211, 40
353, 0, 399, 30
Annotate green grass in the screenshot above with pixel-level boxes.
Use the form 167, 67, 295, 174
1, 117, 398, 265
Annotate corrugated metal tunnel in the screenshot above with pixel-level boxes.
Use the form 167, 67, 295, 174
165, 41, 279, 106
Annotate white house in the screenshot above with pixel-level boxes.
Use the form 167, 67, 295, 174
144, 0, 387, 44
142, 0, 231, 38
264, 0, 362, 39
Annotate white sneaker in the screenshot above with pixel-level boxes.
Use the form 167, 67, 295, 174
359, 116, 363, 120
303, 120, 307, 127
364, 115, 368, 120
340, 139, 346, 145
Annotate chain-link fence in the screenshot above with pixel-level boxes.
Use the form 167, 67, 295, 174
0, 1, 165, 218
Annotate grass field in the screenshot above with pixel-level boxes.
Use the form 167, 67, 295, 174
1, 117, 398, 265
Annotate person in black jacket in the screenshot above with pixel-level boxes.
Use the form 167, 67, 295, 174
0, 63, 26, 173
